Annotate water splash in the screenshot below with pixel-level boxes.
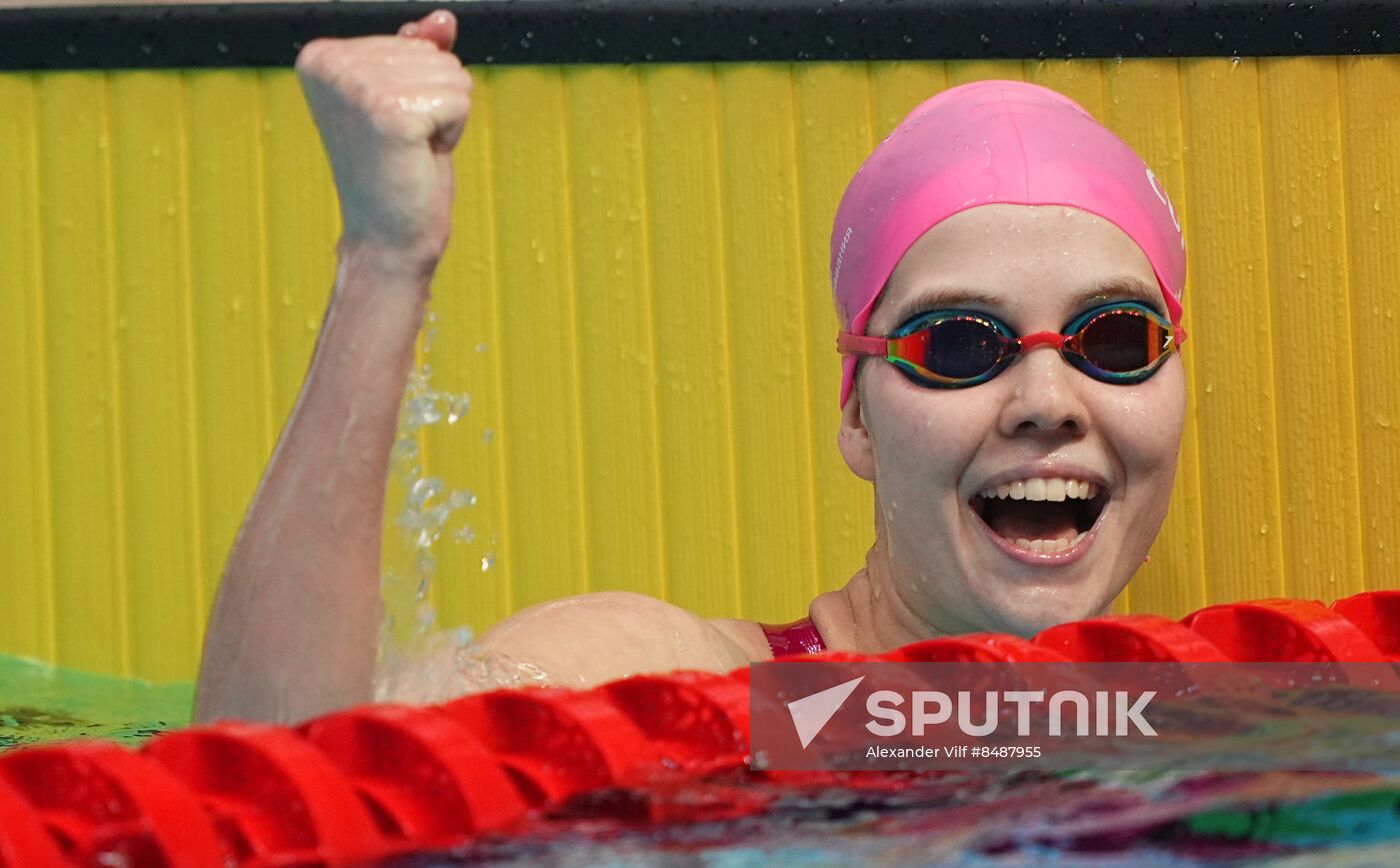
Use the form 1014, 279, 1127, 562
373, 321, 547, 704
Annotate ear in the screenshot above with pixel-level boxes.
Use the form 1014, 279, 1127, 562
838, 384, 876, 482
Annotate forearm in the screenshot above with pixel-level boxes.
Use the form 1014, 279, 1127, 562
194, 242, 434, 724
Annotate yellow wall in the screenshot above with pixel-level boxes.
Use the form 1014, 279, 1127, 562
3, 57, 1399, 682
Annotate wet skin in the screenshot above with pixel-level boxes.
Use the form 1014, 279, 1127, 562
834, 203, 1186, 640
192, 11, 1188, 723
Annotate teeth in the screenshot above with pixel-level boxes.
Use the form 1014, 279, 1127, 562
979, 477, 1101, 502
1011, 531, 1087, 554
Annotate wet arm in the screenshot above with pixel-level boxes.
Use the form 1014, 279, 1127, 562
193, 246, 433, 724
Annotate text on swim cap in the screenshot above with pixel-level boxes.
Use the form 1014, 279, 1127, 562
1145, 167, 1184, 251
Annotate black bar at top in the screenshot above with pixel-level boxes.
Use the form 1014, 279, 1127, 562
3, 1, 1400, 71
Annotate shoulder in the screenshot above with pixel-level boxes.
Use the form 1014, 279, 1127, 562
477, 591, 758, 688
709, 618, 776, 661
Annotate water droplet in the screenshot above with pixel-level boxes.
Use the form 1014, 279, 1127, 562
1291, 214, 1303, 228
447, 395, 470, 424
410, 476, 444, 509
481, 553, 496, 572
475, 342, 489, 353
447, 489, 477, 509
482, 428, 495, 444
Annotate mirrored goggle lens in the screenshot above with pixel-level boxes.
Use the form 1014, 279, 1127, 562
1076, 309, 1168, 374
894, 316, 1006, 380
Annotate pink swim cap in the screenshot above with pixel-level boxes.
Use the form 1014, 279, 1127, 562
832, 80, 1186, 407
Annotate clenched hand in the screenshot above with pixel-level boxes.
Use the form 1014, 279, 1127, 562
296, 10, 472, 271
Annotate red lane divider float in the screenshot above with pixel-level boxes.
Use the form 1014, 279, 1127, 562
894, 632, 1072, 662
0, 776, 70, 868
1182, 598, 1388, 662
0, 740, 226, 866
1036, 614, 1231, 662
0, 591, 1395, 866
143, 723, 390, 864
1332, 589, 1400, 660
299, 704, 529, 846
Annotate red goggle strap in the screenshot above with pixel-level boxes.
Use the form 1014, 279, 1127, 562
837, 332, 889, 357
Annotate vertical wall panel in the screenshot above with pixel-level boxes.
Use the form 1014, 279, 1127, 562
430, 66, 512, 632
1258, 57, 1366, 601
640, 65, 742, 621
260, 71, 338, 424
1103, 59, 1207, 619
716, 64, 819, 621
185, 71, 276, 627
1179, 58, 1287, 603
868, 61, 948, 142
1028, 59, 1105, 116
0, 73, 55, 661
108, 72, 202, 681
7, 59, 1400, 679
1339, 56, 1400, 588
566, 66, 666, 600
489, 67, 589, 609
793, 63, 876, 594
946, 60, 1024, 87
35, 73, 130, 674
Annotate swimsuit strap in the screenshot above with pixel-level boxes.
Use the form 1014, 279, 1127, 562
760, 617, 828, 657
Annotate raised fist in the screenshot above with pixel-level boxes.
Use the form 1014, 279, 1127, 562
296, 10, 472, 267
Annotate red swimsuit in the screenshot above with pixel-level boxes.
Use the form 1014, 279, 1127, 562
759, 617, 827, 657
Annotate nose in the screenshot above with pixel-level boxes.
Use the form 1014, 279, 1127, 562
996, 342, 1091, 438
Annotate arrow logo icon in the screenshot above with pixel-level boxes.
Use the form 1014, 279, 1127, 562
786, 676, 865, 749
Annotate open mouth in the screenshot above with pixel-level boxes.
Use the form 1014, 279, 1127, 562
969, 478, 1108, 554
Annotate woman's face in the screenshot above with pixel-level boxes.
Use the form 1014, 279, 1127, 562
840, 204, 1186, 637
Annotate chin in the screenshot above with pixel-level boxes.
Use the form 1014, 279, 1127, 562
983, 590, 1110, 639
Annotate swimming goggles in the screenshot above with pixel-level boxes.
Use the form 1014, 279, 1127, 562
837, 301, 1177, 389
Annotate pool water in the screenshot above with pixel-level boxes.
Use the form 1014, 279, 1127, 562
390, 771, 1400, 866
4, 652, 1399, 865
0, 652, 191, 749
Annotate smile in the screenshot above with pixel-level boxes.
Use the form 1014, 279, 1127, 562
969, 476, 1109, 563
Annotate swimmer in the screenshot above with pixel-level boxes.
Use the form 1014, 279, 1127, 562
194, 10, 1186, 724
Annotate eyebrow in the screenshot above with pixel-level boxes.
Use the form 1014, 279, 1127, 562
888, 277, 1164, 326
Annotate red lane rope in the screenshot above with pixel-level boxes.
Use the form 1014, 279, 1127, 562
0, 591, 1395, 866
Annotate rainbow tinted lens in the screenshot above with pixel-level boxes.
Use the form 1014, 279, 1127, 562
1061, 302, 1172, 382
887, 302, 1172, 388
887, 312, 1014, 386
